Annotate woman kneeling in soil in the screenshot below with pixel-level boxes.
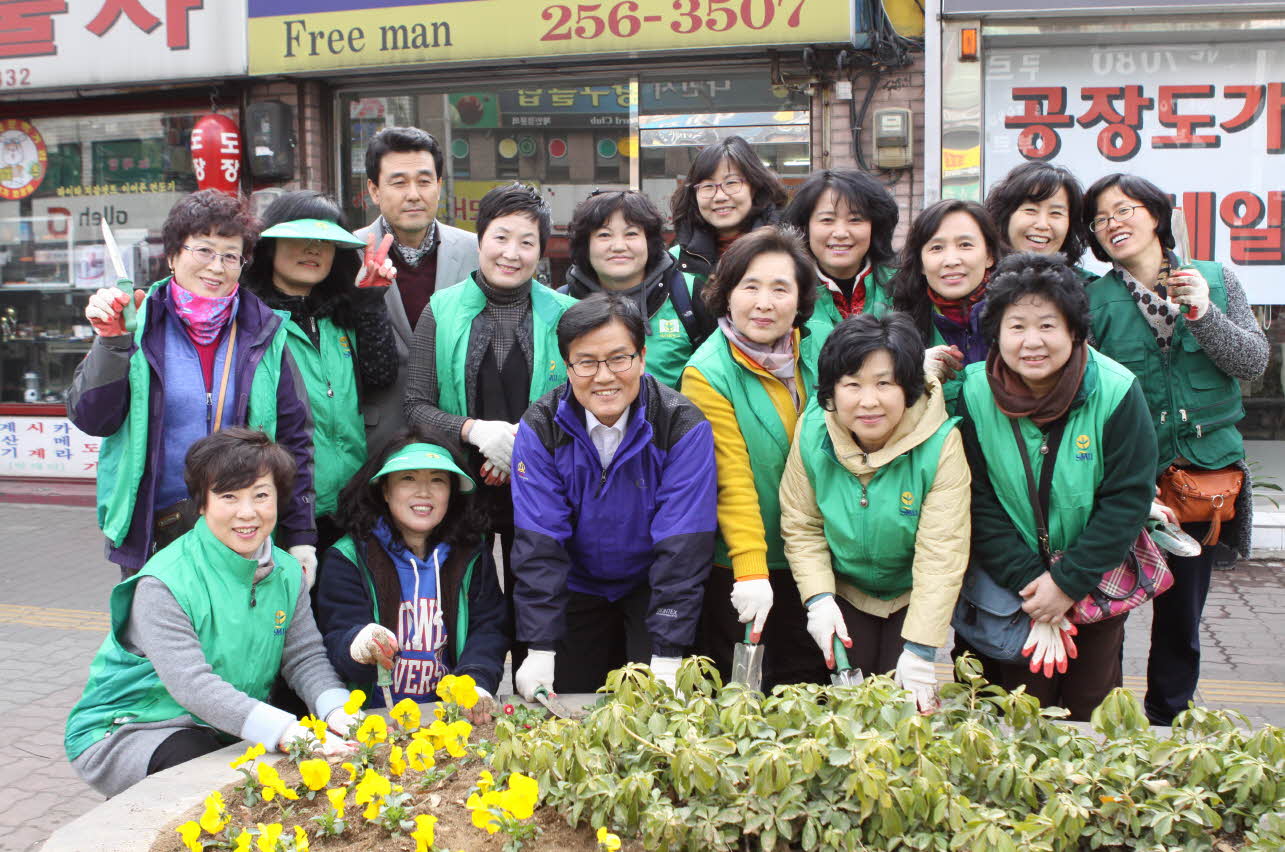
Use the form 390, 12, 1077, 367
314, 431, 508, 724
65, 429, 358, 797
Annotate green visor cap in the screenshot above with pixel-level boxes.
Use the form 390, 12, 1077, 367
259, 218, 365, 247
369, 442, 476, 493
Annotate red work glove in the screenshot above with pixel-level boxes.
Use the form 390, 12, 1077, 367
356, 232, 396, 288
85, 287, 145, 337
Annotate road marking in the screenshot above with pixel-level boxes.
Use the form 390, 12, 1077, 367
0, 604, 109, 632
932, 665, 1285, 705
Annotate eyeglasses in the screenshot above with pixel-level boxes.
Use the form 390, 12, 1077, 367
1089, 205, 1146, 232
182, 245, 247, 268
693, 177, 746, 199
568, 352, 639, 378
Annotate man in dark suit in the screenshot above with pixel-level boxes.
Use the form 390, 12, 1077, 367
356, 126, 480, 455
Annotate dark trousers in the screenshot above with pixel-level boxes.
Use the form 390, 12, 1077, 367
1146, 521, 1214, 725
552, 584, 652, 694
834, 597, 908, 680
146, 728, 225, 778
954, 613, 1128, 722
698, 567, 829, 692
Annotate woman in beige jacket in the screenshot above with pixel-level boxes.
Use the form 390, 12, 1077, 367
780, 312, 971, 711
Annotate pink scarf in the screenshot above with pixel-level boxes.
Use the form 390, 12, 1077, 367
718, 316, 800, 408
169, 279, 238, 346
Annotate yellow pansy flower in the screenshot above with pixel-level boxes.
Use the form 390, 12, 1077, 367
326, 786, 346, 819
412, 814, 438, 852
256, 762, 299, 802
293, 826, 309, 852
229, 743, 265, 769
340, 762, 358, 784
597, 826, 622, 851
450, 674, 479, 709
434, 674, 457, 704
298, 759, 330, 791
176, 821, 202, 852
466, 792, 501, 834
477, 769, 494, 794
363, 797, 382, 821
255, 823, 282, 852
232, 830, 251, 851
299, 714, 328, 743
388, 745, 406, 777
501, 772, 539, 819
406, 737, 435, 771
354, 768, 392, 804
356, 714, 387, 745
342, 690, 366, 715
198, 790, 228, 834
390, 698, 421, 731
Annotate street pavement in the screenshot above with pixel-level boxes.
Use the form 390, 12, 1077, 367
1, 503, 1283, 851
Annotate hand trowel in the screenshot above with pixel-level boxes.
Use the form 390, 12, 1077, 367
730, 624, 764, 691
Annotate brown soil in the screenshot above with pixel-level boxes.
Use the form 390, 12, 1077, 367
149, 719, 639, 852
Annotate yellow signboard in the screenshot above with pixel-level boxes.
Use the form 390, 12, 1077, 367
248, 0, 852, 75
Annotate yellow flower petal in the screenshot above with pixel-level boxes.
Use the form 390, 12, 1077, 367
390, 698, 422, 731
341, 762, 358, 784
354, 769, 392, 804
477, 769, 494, 794
363, 797, 382, 821
255, 823, 282, 852
325, 786, 346, 819
293, 826, 309, 852
412, 814, 437, 852
356, 714, 387, 745
232, 830, 251, 852
343, 690, 366, 715
388, 745, 406, 777
177, 821, 202, 852
299, 715, 328, 743
298, 759, 330, 791
229, 743, 266, 769
451, 674, 479, 709
435, 674, 457, 703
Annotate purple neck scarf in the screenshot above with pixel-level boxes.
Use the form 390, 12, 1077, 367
169, 279, 238, 346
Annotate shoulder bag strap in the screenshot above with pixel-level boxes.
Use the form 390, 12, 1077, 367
212, 320, 238, 432
1009, 416, 1066, 566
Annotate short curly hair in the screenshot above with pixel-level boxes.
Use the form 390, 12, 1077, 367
980, 251, 1090, 345
701, 225, 818, 327
162, 189, 259, 262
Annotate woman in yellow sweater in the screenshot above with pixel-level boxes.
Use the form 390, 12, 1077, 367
681, 225, 821, 690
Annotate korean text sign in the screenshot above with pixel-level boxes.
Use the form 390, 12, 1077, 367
0, 417, 99, 478
0, 1, 246, 91
984, 41, 1284, 304
247, 0, 849, 75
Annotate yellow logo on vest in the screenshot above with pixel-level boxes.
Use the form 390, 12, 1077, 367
273, 609, 287, 636
338, 334, 353, 357
658, 318, 682, 337
516, 460, 527, 479
1074, 434, 1093, 461
899, 491, 919, 516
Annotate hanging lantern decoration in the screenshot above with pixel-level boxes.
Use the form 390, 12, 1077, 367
190, 114, 242, 194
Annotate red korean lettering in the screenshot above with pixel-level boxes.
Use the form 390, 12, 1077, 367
1153, 85, 1219, 149
86, 0, 160, 38
165, 0, 201, 50
1175, 192, 1217, 261
1077, 85, 1154, 161
1003, 87, 1073, 161
1221, 191, 1284, 265
25, 421, 44, 432
1221, 83, 1284, 154
29, 447, 45, 459
0, 0, 68, 59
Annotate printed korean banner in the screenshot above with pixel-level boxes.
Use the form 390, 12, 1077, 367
984, 41, 1284, 304
248, 0, 851, 75
0, 417, 99, 478
0, 1, 246, 92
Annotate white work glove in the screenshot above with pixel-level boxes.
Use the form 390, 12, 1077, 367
324, 707, 363, 738
649, 656, 681, 689
514, 649, 556, 701
923, 344, 964, 382
279, 719, 357, 757
288, 545, 317, 590
730, 578, 774, 641
466, 420, 518, 475
804, 594, 851, 667
894, 648, 940, 713
1021, 617, 1079, 679
350, 622, 398, 668
1149, 500, 1178, 525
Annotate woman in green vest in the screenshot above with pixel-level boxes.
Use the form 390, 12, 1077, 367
669, 135, 788, 304
1083, 173, 1268, 725
681, 225, 821, 690
242, 191, 398, 554
780, 312, 970, 711
985, 162, 1093, 281
403, 183, 575, 676
955, 252, 1157, 721
782, 169, 899, 355
890, 200, 1005, 412
314, 429, 508, 724
562, 190, 712, 388
65, 429, 358, 797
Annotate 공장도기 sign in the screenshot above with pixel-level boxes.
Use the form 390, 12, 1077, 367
247, 0, 852, 75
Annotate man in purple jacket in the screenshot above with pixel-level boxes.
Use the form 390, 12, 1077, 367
510, 294, 717, 698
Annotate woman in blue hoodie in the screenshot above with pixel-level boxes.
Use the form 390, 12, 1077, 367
314, 430, 508, 721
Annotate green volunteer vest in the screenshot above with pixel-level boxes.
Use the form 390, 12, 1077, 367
333, 536, 476, 670
802, 264, 895, 363
1087, 259, 1243, 473
431, 274, 576, 417
284, 317, 365, 517
798, 401, 958, 600
684, 333, 815, 572
643, 279, 699, 390
96, 283, 288, 546
960, 349, 1136, 555
65, 518, 301, 761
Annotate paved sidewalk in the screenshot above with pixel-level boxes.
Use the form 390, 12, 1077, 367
1, 504, 1282, 852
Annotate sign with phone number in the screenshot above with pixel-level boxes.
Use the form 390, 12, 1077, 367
247, 0, 851, 75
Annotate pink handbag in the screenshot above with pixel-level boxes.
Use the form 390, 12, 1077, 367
1069, 528, 1173, 625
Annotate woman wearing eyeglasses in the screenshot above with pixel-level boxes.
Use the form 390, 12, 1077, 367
69, 190, 318, 581
1084, 173, 1268, 726
241, 190, 398, 554
669, 135, 788, 311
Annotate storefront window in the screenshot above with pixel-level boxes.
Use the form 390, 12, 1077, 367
338, 71, 810, 284
0, 107, 234, 405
